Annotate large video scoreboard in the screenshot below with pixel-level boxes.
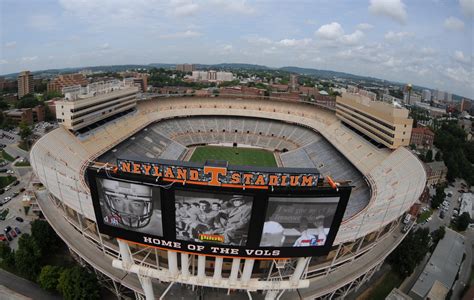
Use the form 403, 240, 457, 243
87, 158, 351, 258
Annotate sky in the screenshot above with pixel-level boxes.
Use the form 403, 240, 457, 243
0, 0, 473, 98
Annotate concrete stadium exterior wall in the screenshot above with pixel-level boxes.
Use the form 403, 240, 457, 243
31, 96, 426, 245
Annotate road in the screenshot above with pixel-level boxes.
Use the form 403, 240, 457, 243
0, 269, 61, 300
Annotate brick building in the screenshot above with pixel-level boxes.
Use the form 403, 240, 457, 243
425, 161, 448, 186
410, 127, 435, 149
47, 73, 89, 94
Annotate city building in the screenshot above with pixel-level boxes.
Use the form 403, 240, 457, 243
422, 89, 432, 102
410, 127, 435, 149
290, 74, 298, 91
55, 80, 139, 132
382, 94, 403, 104
47, 73, 89, 94
409, 228, 465, 300
176, 64, 196, 73
459, 98, 472, 112
191, 71, 234, 83
299, 86, 319, 97
459, 193, 473, 218
219, 86, 265, 98
336, 88, 413, 149
0, 77, 17, 92
5, 105, 45, 125
17, 70, 34, 98
424, 161, 448, 186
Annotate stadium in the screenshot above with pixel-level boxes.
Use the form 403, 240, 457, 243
30, 91, 426, 299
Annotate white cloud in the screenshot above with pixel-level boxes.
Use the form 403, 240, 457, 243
5, 42, 16, 49
420, 47, 436, 55
369, 0, 407, 24
278, 38, 311, 47
356, 23, 374, 30
21, 56, 38, 62
159, 30, 202, 39
316, 22, 344, 40
210, 0, 255, 15
28, 14, 56, 30
341, 30, 365, 45
454, 50, 470, 63
0, 60, 8, 65
100, 43, 110, 50
244, 35, 273, 45
460, 0, 474, 17
445, 66, 472, 85
384, 31, 413, 41
444, 17, 465, 30
169, 0, 199, 17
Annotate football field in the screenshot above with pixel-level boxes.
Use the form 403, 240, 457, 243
189, 146, 277, 167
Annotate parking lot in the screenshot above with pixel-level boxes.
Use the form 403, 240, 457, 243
418, 179, 473, 232
0, 147, 36, 250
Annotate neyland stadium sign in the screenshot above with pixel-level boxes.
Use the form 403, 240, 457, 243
117, 159, 320, 189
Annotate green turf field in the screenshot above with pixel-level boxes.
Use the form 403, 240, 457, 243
190, 146, 277, 167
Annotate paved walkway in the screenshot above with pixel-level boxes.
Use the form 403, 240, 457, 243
0, 269, 61, 300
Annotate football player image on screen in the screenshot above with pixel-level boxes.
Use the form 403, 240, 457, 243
175, 191, 253, 246
293, 216, 326, 247
99, 178, 163, 236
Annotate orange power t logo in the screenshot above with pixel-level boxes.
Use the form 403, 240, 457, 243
203, 166, 227, 186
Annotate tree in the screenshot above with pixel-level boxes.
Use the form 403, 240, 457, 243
435, 151, 442, 161
38, 265, 63, 292
57, 266, 100, 300
30, 219, 62, 257
431, 186, 446, 209
0, 243, 15, 269
0, 100, 9, 110
430, 226, 445, 252
457, 212, 471, 231
388, 228, 430, 277
15, 234, 42, 280
425, 149, 433, 162
16, 94, 40, 109
19, 121, 32, 140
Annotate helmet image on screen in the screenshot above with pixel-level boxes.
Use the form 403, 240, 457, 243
102, 179, 153, 228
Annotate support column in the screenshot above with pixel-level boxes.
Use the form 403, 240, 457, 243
241, 259, 255, 286
213, 257, 223, 282
290, 258, 308, 286
265, 290, 279, 300
167, 251, 178, 277
117, 240, 132, 267
139, 275, 155, 300
181, 253, 190, 278
197, 255, 206, 282
229, 258, 241, 283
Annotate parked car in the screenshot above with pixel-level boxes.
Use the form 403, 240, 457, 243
5, 233, 12, 241
12, 192, 19, 198
10, 230, 16, 238
0, 234, 7, 242
6, 170, 13, 174
14, 227, 21, 234
3, 196, 11, 202
15, 217, 24, 222
4, 226, 11, 233
440, 211, 445, 219
12, 180, 19, 186
19, 188, 25, 193
0, 169, 7, 173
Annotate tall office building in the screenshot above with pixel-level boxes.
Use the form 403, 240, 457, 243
336, 90, 413, 149
290, 74, 298, 91
176, 64, 196, 73
422, 89, 431, 102
17, 70, 34, 98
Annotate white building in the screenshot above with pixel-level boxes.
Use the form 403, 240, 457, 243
422, 89, 432, 102
191, 70, 234, 82
459, 193, 473, 218
55, 80, 139, 132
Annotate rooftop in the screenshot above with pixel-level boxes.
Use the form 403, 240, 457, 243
410, 228, 465, 299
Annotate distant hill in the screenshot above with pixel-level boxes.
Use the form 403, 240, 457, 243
279, 66, 381, 81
